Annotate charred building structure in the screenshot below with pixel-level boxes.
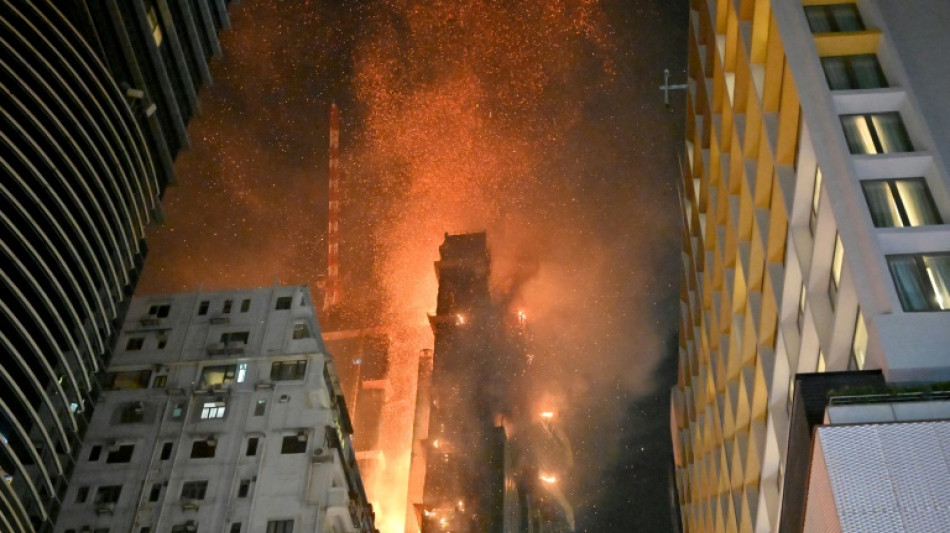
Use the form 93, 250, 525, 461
0, 2, 230, 531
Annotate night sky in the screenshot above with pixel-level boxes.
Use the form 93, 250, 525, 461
138, 1, 688, 531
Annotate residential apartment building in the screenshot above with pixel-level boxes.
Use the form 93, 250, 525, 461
0, 2, 229, 530
54, 286, 376, 533
671, 1, 950, 532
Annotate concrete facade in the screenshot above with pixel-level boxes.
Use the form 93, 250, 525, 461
671, 1, 950, 532
54, 286, 376, 533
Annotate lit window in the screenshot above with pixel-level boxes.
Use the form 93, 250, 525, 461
181, 480, 208, 500
862, 178, 941, 227
199, 365, 237, 387
147, 7, 163, 46
817, 350, 827, 373
821, 54, 886, 90
271, 360, 307, 381
797, 283, 808, 332
840, 113, 912, 154
236, 363, 247, 383
888, 254, 950, 311
829, 235, 844, 305
200, 402, 226, 420
804, 4, 864, 33
171, 403, 185, 420
851, 311, 869, 370
152, 375, 167, 388
810, 168, 822, 235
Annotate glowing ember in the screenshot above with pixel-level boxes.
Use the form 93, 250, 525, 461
540, 474, 557, 484
456, 313, 465, 325
540, 411, 554, 419
432, 439, 440, 448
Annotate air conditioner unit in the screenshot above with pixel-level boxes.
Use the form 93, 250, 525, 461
206, 436, 217, 447
184, 520, 197, 532
312, 448, 332, 463
255, 380, 274, 390
297, 430, 308, 442
210, 316, 230, 325
132, 401, 144, 413
108, 440, 122, 452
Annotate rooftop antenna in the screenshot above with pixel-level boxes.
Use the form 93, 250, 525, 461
660, 68, 688, 107
325, 103, 341, 312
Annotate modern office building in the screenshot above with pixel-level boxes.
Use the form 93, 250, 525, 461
0, 2, 229, 531
53, 286, 377, 533
671, 1, 950, 532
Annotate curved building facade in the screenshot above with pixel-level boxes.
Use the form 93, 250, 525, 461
0, 2, 157, 531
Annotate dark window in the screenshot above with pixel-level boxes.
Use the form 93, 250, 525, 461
220, 331, 250, 345
254, 400, 266, 416
240, 299, 251, 312
266, 520, 294, 533
118, 402, 145, 423
140, 528, 151, 533
198, 301, 209, 315
171, 525, 197, 533
270, 360, 307, 381
804, 3, 864, 33
862, 178, 941, 228
95, 485, 122, 504
246, 437, 259, 456
190, 439, 217, 459
230, 524, 242, 533
149, 483, 162, 502
821, 54, 886, 90
888, 254, 950, 311
275, 296, 292, 310
89, 445, 102, 461
841, 113, 912, 154
106, 444, 134, 464
157, 336, 168, 350
149, 304, 171, 318
292, 322, 310, 340
281, 434, 307, 454
76, 486, 89, 503
181, 480, 208, 500
238, 479, 251, 498
126, 337, 145, 351
160, 442, 173, 460
223, 299, 233, 313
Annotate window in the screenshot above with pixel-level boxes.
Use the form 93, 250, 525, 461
181, 481, 208, 500
171, 524, 198, 533
118, 402, 145, 423
89, 445, 102, 461
190, 439, 217, 459
200, 402, 227, 420
220, 331, 250, 345
246, 437, 259, 456
275, 296, 292, 310
146, 6, 163, 45
804, 3, 864, 33
821, 54, 886, 90
76, 486, 89, 503
126, 337, 145, 351
107, 370, 152, 390
281, 433, 307, 454
152, 375, 167, 388
238, 479, 251, 498
292, 322, 311, 340
797, 283, 808, 332
160, 442, 173, 460
254, 399, 266, 416
106, 444, 134, 464
199, 365, 237, 387
148, 304, 171, 318
888, 254, 950, 311
817, 349, 827, 373
223, 299, 233, 313
171, 403, 185, 420
149, 483, 162, 502
851, 311, 869, 369
862, 178, 941, 228
231, 524, 242, 533
829, 235, 844, 305
237, 363, 248, 383
810, 168, 822, 235
240, 299, 251, 312
271, 360, 307, 381
198, 301, 209, 315
95, 485, 122, 504
157, 335, 168, 350
266, 520, 294, 533
841, 113, 912, 154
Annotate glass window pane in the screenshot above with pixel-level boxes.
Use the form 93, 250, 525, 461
821, 57, 852, 90
894, 179, 941, 226
841, 116, 877, 154
862, 181, 903, 227
888, 256, 930, 311
805, 7, 833, 33
922, 255, 950, 310
872, 113, 912, 153
830, 4, 864, 31
851, 311, 868, 370
850, 55, 886, 89
832, 235, 844, 286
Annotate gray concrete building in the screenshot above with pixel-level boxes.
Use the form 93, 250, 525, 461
53, 286, 377, 533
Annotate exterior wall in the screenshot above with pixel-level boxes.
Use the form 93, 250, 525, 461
671, 1, 950, 532
53, 287, 376, 533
